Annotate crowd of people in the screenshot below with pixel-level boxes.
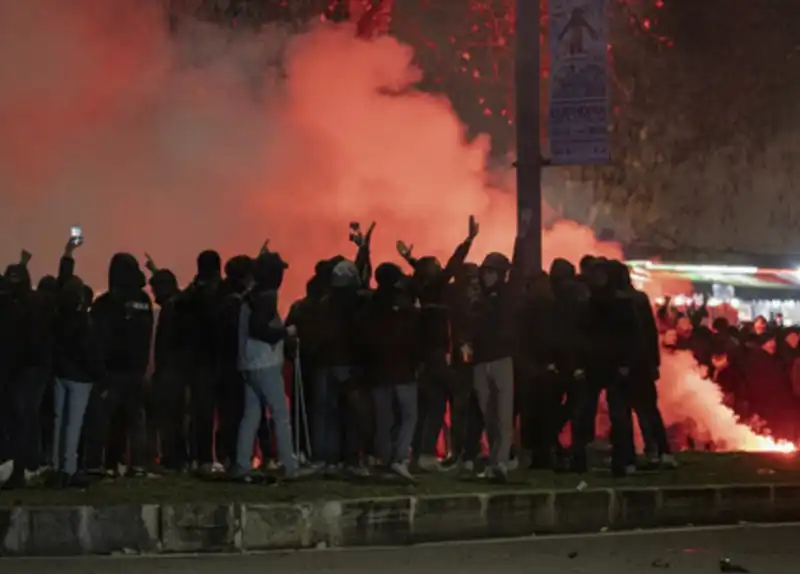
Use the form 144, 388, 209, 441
659, 304, 800, 442
0, 216, 688, 491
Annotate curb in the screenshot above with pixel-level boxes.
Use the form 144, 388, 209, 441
2, 483, 799, 556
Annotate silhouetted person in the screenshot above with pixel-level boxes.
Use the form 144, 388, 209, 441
148, 266, 187, 472
50, 244, 101, 488
359, 262, 421, 481
175, 250, 224, 473
2, 258, 53, 488
83, 253, 153, 477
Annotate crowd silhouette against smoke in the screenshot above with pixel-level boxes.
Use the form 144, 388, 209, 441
0, 0, 794, 490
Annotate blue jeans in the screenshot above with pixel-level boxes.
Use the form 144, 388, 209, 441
312, 366, 360, 466
53, 378, 93, 476
372, 383, 418, 464
232, 366, 295, 476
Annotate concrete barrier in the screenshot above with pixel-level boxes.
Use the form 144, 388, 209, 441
0, 483, 795, 556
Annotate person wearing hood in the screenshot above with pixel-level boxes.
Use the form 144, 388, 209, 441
49, 240, 102, 488
461, 250, 520, 483
82, 252, 153, 477
572, 259, 639, 478
516, 268, 562, 470
312, 258, 372, 476
359, 262, 421, 481
174, 249, 224, 473
1, 252, 54, 488
145, 259, 188, 473
230, 251, 310, 481
397, 215, 478, 472
545, 258, 590, 468
611, 260, 675, 469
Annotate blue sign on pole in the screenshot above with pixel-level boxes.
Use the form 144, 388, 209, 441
548, 0, 610, 165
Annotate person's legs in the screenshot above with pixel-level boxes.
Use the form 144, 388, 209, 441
252, 366, 298, 475
154, 368, 188, 470
117, 374, 147, 471
52, 378, 67, 471
569, 380, 601, 473
82, 383, 121, 472
491, 357, 515, 469
606, 377, 636, 476
214, 369, 242, 467
472, 363, 494, 460
231, 374, 263, 477
62, 380, 93, 476
310, 368, 330, 465
371, 386, 394, 465
417, 354, 451, 459
189, 365, 218, 468
393, 383, 419, 463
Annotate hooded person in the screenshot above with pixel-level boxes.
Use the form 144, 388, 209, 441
229, 251, 312, 481
610, 260, 675, 468
1, 262, 54, 488
397, 216, 477, 471
460, 251, 518, 482
517, 268, 563, 470
173, 249, 225, 473
572, 259, 639, 478
145, 268, 189, 472
48, 272, 104, 488
311, 259, 372, 476
357, 262, 420, 481
82, 253, 153, 478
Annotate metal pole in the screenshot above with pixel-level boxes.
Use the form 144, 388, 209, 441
514, 0, 543, 274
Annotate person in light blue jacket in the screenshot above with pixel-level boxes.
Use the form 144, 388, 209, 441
230, 251, 311, 481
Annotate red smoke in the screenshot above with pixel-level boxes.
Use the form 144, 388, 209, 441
0, 1, 789, 453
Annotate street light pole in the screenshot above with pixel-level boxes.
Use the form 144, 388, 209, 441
514, 0, 543, 274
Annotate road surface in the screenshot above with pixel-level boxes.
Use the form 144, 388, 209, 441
4, 523, 797, 573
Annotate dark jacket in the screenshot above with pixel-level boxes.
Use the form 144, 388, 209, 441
248, 289, 287, 345
4, 262, 53, 374
53, 300, 104, 384
549, 259, 590, 375
315, 287, 368, 368
358, 289, 421, 385
153, 295, 181, 371
631, 289, 660, 374
584, 289, 643, 373
406, 240, 472, 358
174, 278, 222, 364
52, 255, 104, 383
469, 280, 519, 364
91, 253, 153, 376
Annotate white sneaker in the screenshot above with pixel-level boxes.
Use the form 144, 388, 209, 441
390, 461, 416, 481
660, 454, 678, 469
0, 460, 13, 486
417, 455, 443, 472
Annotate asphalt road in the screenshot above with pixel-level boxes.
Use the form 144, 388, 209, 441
5, 523, 798, 573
